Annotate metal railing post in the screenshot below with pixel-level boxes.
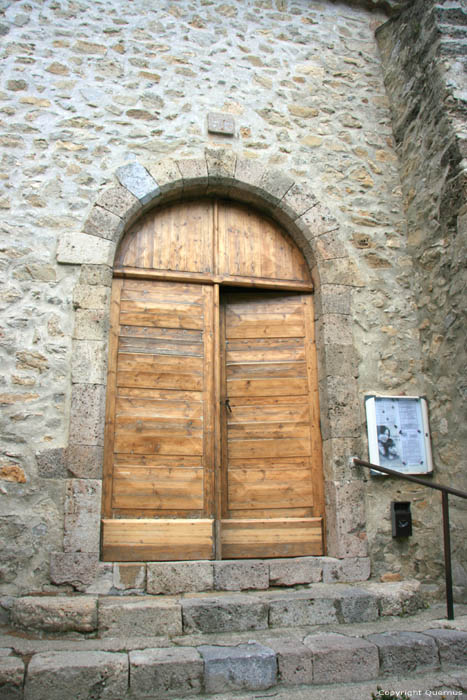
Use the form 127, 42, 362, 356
353, 457, 467, 621
442, 491, 454, 620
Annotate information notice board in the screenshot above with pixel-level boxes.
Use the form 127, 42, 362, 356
365, 395, 433, 475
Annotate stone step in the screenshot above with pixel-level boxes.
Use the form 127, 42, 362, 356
2, 580, 424, 638
1, 604, 466, 699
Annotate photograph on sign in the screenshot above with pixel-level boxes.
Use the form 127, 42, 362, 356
365, 395, 433, 475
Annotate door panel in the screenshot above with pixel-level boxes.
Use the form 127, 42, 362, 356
220, 289, 324, 557
101, 278, 215, 560
102, 199, 325, 561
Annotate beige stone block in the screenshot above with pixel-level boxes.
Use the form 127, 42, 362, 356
325, 481, 369, 558
73, 309, 108, 341
319, 375, 361, 440
322, 437, 364, 482
69, 384, 106, 446
313, 230, 347, 261
49, 553, 100, 590
317, 344, 358, 383
269, 557, 322, 586
63, 479, 102, 553
214, 560, 269, 591
316, 314, 353, 346
25, 650, 128, 700
147, 561, 213, 594
56, 233, 116, 266
113, 563, 146, 591
296, 203, 339, 237
79, 264, 113, 287
71, 340, 107, 384
259, 169, 294, 205
315, 284, 351, 316
10, 596, 97, 633
235, 158, 265, 191
322, 557, 371, 583
66, 445, 103, 479
72, 284, 111, 311
146, 158, 183, 193
177, 157, 208, 190
96, 184, 142, 221
315, 257, 365, 286
205, 147, 236, 183
82, 204, 124, 242
83, 563, 114, 594
277, 181, 319, 220
98, 597, 182, 637
304, 633, 378, 683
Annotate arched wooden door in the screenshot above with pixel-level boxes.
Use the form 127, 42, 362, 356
101, 200, 325, 561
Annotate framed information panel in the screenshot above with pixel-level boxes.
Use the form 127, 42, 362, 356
365, 395, 433, 475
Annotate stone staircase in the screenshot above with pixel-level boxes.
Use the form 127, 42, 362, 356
1, 558, 466, 699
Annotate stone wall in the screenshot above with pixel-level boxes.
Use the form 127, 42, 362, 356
377, 0, 467, 600
0, 0, 462, 596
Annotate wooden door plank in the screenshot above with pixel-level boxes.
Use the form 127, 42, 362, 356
220, 518, 323, 558
203, 284, 216, 520
227, 378, 308, 397
303, 295, 326, 527
102, 518, 214, 561
228, 437, 311, 459
102, 278, 123, 518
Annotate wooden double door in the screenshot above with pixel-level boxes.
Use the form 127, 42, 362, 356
101, 199, 325, 561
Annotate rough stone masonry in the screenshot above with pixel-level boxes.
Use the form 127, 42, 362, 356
0, 0, 465, 600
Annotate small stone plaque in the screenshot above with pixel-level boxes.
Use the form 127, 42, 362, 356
207, 112, 235, 136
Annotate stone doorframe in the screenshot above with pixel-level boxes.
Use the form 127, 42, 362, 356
51, 148, 368, 591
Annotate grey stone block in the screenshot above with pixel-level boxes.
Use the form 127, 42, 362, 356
36, 447, 68, 478
10, 596, 97, 633
182, 594, 268, 634
199, 642, 277, 693
214, 560, 269, 591
98, 597, 182, 637
25, 651, 128, 700
265, 637, 313, 685
304, 632, 379, 683
116, 161, 160, 205
366, 631, 438, 675
268, 590, 338, 627
269, 557, 323, 586
50, 552, 100, 590
147, 561, 213, 594
0, 656, 24, 700
130, 647, 203, 697
336, 586, 379, 623
423, 628, 467, 666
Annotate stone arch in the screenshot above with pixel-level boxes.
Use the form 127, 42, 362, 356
54, 149, 367, 583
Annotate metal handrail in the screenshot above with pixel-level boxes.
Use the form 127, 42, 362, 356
353, 458, 467, 620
